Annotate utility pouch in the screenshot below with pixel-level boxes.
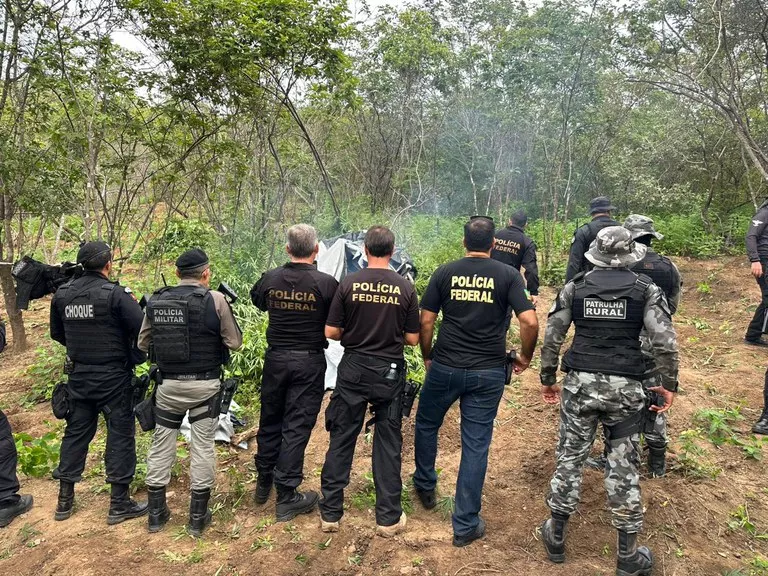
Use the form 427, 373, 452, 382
504, 350, 517, 386
219, 377, 239, 414
64, 356, 74, 375
52, 381, 71, 420
401, 379, 422, 418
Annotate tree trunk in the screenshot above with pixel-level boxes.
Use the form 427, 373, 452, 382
0, 262, 26, 351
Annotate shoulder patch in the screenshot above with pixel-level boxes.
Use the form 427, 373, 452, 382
124, 286, 133, 294
753, 219, 764, 227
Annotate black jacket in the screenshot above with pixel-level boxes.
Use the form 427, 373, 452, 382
746, 202, 768, 262
491, 225, 539, 296
565, 215, 619, 282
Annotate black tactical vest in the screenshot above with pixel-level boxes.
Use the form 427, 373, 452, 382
631, 252, 675, 303
146, 285, 223, 374
562, 269, 650, 378
57, 276, 128, 366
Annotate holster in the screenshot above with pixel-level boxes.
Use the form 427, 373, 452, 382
401, 379, 422, 418
51, 381, 71, 420
504, 350, 517, 386
642, 390, 664, 435
219, 377, 239, 414
135, 388, 157, 432
134, 366, 161, 432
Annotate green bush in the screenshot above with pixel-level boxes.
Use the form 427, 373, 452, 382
140, 218, 216, 261
225, 302, 268, 405
24, 342, 66, 404
14, 432, 60, 477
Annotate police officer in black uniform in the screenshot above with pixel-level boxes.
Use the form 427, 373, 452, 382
0, 317, 34, 528
50, 241, 147, 524
249, 224, 338, 521
491, 210, 539, 305
745, 199, 768, 346
0, 409, 33, 528
319, 226, 420, 537
565, 196, 619, 282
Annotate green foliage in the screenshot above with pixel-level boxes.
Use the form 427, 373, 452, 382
226, 303, 268, 404
24, 343, 66, 404
692, 407, 743, 447
140, 218, 216, 261
674, 430, 722, 480
14, 432, 60, 478
728, 504, 768, 540
350, 471, 413, 514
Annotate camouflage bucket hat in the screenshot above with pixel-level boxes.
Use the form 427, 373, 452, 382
623, 214, 664, 241
585, 226, 647, 268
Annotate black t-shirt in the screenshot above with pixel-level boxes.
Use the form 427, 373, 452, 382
421, 257, 535, 369
326, 267, 420, 359
492, 226, 528, 269
251, 263, 339, 350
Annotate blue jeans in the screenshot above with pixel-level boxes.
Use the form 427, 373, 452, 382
413, 360, 506, 536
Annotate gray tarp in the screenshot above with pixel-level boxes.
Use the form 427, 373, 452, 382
316, 232, 417, 390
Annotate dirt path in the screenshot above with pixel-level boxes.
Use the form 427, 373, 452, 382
1, 256, 767, 575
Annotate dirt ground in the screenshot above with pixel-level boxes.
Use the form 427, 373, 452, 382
1, 256, 767, 576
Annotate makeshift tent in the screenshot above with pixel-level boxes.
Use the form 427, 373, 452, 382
316, 231, 417, 390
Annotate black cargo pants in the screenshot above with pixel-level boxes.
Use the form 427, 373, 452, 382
255, 348, 326, 489
319, 352, 404, 527
746, 259, 768, 341
0, 410, 20, 503
53, 371, 136, 485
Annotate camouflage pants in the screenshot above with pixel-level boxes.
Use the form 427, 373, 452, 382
547, 370, 645, 532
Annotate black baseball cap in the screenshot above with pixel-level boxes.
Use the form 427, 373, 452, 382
76, 241, 112, 265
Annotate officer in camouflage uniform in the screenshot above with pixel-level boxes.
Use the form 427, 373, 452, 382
539, 227, 678, 576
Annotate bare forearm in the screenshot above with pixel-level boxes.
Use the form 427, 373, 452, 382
420, 324, 434, 360
517, 310, 538, 360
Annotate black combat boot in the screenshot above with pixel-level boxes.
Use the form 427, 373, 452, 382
147, 485, 171, 533
540, 512, 568, 563
452, 516, 486, 547
647, 447, 666, 477
55, 481, 75, 521
616, 530, 653, 576
754, 416, 768, 435
187, 488, 212, 537
254, 472, 274, 505
0, 495, 33, 528
275, 486, 319, 523
107, 483, 148, 525
415, 487, 437, 510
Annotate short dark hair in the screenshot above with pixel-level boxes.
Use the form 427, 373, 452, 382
82, 251, 111, 271
178, 267, 207, 280
464, 217, 495, 252
511, 210, 528, 227
365, 225, 395, 257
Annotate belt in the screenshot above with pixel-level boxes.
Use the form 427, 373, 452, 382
162, 370, 221, 381
72, 361, 129, 372
268, 348, 324, 355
